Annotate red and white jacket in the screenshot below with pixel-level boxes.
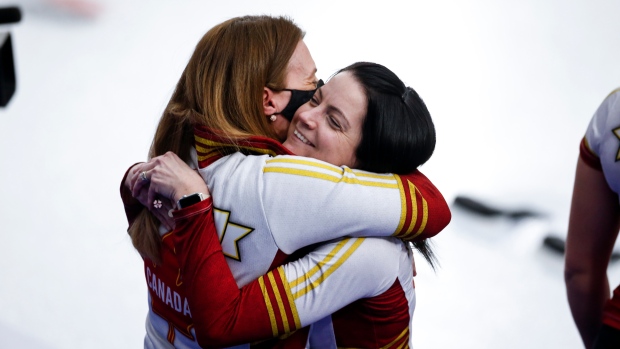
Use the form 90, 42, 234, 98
172, 198, 415, 348
121, 126, 451, 348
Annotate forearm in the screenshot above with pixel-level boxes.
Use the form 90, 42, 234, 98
173, 203, 401, 346
565, 158, 620, 347
170, 205, 420, 348
120, 163, 144, 226
207, 154, 450, 253
394, 170, 451, 240
565, 271, 610, 348
172, 199, 275, 347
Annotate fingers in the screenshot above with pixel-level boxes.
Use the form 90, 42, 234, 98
131, 152, 208, 202
125, 163, 144, 190
132, 170, 156, 199
129, 162, 155, 193
129, 159, 163, 197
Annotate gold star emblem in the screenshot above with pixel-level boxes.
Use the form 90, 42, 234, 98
213, 208, 254, 261
614, 127, 620, 161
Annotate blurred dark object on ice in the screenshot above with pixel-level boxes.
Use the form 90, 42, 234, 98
0, 6, 21, 108
543, 235, 620, 261
453, 195, 543, 220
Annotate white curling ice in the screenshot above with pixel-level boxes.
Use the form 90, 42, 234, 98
1, 0, 620, 348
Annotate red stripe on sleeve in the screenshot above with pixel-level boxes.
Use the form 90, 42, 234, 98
396, 170, 451, 241
264, 274, 286, 334
580, 137, 602, 170
272, 269, 299, 333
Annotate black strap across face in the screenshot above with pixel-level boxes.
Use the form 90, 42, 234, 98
278, 79, 324, 121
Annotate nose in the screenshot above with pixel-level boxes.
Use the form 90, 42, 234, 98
296, 106, 319, 130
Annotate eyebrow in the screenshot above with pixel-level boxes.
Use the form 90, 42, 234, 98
317, 88, 351, 130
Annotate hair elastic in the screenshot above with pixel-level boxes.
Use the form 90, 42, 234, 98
402, 87, 412, 100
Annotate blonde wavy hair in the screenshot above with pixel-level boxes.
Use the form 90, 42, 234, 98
129, 15, 304, 263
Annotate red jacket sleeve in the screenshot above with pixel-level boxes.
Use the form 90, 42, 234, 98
172, 199, 279, 348
120, 163, 145, 227
393, 170, 451, 241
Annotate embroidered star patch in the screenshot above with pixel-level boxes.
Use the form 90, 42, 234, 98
213, 208, 254, 261
613, 127, 620, 161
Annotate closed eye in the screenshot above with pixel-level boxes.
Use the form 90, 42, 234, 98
309, 95, 319, 106
309, 90, 320, 106
328, 116, 341, 130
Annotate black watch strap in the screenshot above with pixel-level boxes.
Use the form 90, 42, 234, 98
177, 192, 206, 209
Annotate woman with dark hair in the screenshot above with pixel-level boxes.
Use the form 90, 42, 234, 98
132, 62, 446, 348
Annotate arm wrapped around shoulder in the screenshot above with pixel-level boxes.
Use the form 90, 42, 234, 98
393, 170, 451, 242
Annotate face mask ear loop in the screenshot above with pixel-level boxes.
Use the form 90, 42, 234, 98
278, 80, 324, 121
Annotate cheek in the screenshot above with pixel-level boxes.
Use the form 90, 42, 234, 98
272, 118, 290, 142
323, 136, 355, 166
337, 134, 361, 167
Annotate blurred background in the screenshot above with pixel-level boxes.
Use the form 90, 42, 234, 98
1, 0, 620, 348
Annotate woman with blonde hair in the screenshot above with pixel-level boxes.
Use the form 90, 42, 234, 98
126, 14, 318, 264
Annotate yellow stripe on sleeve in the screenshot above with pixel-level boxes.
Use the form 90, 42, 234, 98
268, 157, 399, 183
278, 267, 302, 329
267, 157, 343, 174
264, 167, 341, 183
381, 327, 409, 349
265, 159, 398, 188
395, 180, 431, 239
267, 272, 290, 333
264, 167, 398, 188
292, 239, 365, 299
267, 272, 291, 333
258, 276, 279, 337
351, 170, 397, 181
404, 182, 418, 236
395, 176, 407, 234
412, 196, 428, 239
289, 239, 350, 288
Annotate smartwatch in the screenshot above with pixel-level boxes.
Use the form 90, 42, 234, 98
177, 192, 207, 209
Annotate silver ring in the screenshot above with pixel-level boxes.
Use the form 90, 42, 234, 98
140, 171, 148, 181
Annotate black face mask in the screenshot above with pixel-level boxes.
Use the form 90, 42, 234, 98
277, 79, 324, 121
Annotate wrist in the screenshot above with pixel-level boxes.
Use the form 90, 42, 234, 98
173, 182, 209, 202
176, 192, 209, 209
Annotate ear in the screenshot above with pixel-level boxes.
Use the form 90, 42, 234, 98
263, 87, 279, 117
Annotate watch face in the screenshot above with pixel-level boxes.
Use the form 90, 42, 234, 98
179, 193, 203, 208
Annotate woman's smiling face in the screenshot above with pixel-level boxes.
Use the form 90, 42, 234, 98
282, 71, 367, 167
